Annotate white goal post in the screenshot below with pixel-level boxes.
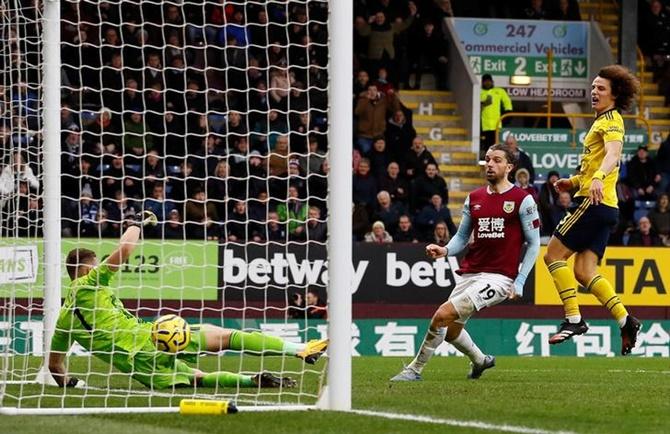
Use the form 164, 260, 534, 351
0, 0, 351, 414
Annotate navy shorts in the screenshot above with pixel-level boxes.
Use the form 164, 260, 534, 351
553, 197, 618, 259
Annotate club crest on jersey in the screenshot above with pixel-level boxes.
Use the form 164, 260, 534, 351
503, 201, 515, 214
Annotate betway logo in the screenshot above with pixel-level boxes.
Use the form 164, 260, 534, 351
222, 250, 459, 292
222, 249, 368, 292
386, 254, 458, 288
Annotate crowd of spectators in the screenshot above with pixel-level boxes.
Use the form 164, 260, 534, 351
614, 137, 670, 246
51, 1, 330, 242
3, 0, 669, 252
638, 0, 670, 106
350, 0, 583, 244
0, 3, 42, 238
352, 0, 452, 244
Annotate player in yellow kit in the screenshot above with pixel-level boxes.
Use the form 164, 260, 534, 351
543, 65, 641, 355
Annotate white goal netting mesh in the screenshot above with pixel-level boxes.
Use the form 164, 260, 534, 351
1, 0, 330, 411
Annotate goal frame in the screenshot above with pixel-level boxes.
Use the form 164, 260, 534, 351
0, 0, 352, 415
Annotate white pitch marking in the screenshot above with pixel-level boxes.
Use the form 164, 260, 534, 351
607, 369, 670, 374
349, 409, 576, 434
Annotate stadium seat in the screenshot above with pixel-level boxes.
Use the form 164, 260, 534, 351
633, 200, 656, 222
125, 164, 141, 174
207, 114, 226, 133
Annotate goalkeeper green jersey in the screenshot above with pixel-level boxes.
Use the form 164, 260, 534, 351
51, 263, 152, 357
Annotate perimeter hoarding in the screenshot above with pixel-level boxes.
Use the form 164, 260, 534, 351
219, 243, 464, 304
535, 246, 670, 306
3, 240, 669, 307
60, 239, 220, 300
4, 316, 668, 357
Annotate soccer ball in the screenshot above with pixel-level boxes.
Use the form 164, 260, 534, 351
151, 314, 191, 353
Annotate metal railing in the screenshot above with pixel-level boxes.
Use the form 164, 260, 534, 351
636, 46, 646, 114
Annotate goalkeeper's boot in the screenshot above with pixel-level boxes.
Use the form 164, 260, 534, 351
467, 355, 495, 379
297, 339, 328, 364
253, 372, 296, 388
389, 367, 422, 382
620, 315, 641, 356
548, 319, 589, 344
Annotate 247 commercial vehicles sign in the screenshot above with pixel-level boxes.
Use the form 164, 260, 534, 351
453, 18, 589, 101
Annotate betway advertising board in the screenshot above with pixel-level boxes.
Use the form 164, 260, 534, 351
500, 128, 645, 177
219, 243, 463, 303
452, 18, 589, 101
4, 240, 670, 307
4, 316, 668, 357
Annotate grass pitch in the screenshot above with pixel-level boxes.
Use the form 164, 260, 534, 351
1, 356, 668, 433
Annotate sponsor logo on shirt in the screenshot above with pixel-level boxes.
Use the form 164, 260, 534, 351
477, 217, 506, 238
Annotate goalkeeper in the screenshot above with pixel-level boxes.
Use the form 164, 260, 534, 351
48, 211, 328, 390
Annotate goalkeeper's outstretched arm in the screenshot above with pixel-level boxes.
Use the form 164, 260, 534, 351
105, 211, 157, 272
48, 350, 83, 388
48, 351, 67, 387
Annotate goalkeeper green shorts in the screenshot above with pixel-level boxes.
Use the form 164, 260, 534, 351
113, 328, 207, 389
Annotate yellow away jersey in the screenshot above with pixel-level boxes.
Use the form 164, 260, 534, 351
574, 108, 624, 208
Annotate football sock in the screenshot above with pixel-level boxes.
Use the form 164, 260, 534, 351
548, 260, 581, 321
587, 275, 628, 327
201, 371, 255, 388
228, 330, 303, 355
407, 327, 445, 374
566, 315, 582, 324
448, 329, 485, 365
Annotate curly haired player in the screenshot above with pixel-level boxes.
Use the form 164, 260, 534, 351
543, 65, 641, 354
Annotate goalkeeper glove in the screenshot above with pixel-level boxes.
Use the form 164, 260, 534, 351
132, 210, 158, 228
65, 377, 86, 388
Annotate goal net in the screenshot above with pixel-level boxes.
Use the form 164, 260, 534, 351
0, 0, 345, 414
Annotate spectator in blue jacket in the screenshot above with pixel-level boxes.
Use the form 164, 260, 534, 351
353, 158, 378, 211
410, 162, 448, 213
372, 190, 405, 234
415, 194, 457, 241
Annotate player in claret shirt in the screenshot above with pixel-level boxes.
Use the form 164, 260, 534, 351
391, 143, 540, 381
